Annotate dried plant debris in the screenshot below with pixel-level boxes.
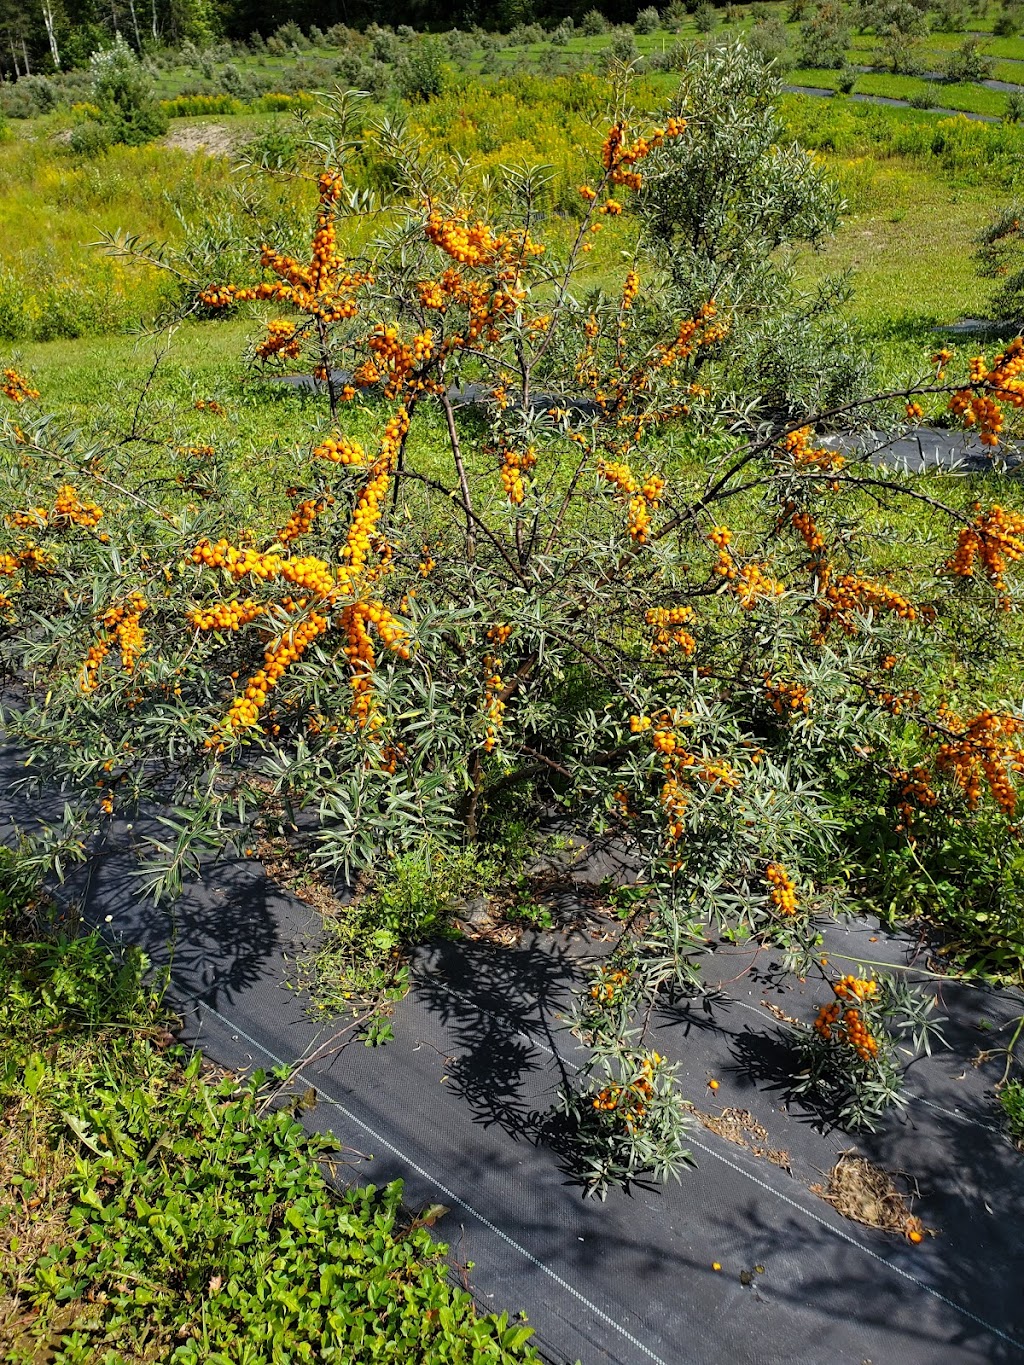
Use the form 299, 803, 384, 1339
811, 1151, 932, 1242
688, 1104, 792, 1172
761, 999, 802, 1028
253, 834, 347, 919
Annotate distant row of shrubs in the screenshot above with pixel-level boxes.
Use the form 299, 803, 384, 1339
0, 5, 770, 121
7, 6, 1021, 129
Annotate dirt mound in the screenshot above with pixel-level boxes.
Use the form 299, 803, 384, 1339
164, 122, 235, 157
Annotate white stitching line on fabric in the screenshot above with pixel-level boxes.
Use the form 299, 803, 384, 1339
190, 994, 671, 1365
433, 980, 1024, 1353
684, 1134, 1024, 1351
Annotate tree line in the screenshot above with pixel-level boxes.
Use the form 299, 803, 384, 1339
0, 0, 661, 79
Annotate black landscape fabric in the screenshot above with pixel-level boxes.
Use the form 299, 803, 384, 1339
2, 749, 1024, 1365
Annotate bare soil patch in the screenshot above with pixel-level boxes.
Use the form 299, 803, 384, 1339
163, 122, 236, 157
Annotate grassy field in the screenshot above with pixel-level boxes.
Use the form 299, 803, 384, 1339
2, 83, 1005, 401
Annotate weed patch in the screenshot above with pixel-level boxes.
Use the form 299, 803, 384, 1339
0, 853, 538, 1363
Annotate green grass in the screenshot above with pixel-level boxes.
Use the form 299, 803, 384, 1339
797, 159, 997, 373
853, 71, 1008, 116
0, 71, 1012, 428
0, 132, 225, 340
1001, 1078, 1024, 1146
0, 98, 1007, 477
0, 858, 539, 1363
788, 66, 1010, 116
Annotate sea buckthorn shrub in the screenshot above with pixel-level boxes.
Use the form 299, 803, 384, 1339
558, 1039, 694, 1199
977, 201, 1024, 325
2, 76, 1024, 1171
637, 44, 865, 416
788, 970, 944, 1129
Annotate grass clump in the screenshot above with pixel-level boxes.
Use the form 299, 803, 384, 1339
312, 849, 500, 1014
0, 852, 538, 1364
1000, 1078, 1024, 1147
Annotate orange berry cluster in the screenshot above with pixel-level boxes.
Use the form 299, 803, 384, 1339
814, 1003, 879, 1060
709, 524, 735, 579
819, 977, 884, 1059
363, 324, 437, 398
343, 408, 408, 574
934, 705, 1024, 814
891, 764, 938, 829
786, 507, 826, 562
657, 302, 728, 368
23, 543, 51, 572
198, 171, 371, 324
590, 966, 630, 1004
80, 593, 148, 693
765, 862, 797, 915
340, 598, 411, 732
192, 401, 411, 738
866, 681, 921, 717
645, 604, 696, 656
481, 652, 506, 753
814, 976, 880, 1060
0, 544, 49, 590
817, 573, 916, 637
945, 502, 1024, 608
591, 1053, 664, 1131
373, 741, 407, 775
218, 612, 329, 739
10, 485, 103, 532
949, 340, 1024, 447
309, 171, 343, 293
419, 264, 527, 355
763, 675, 810, 716
636, 716, 740, 845
190, 539, 338, 599
194, 398, 226, 416
278, 497, 329, 545
425, 211, 544, 269
932, 347, 953, 380
779, 426, 845, 473
2, 368, 38, 403
177, 444, 215, 460
313, 433, 365, 466
52, 484, 103, 529
188, 598, 266, 632
621, 270, 640, 310
598, 459, 665, 542
1, 542, 50, 575
601, 117, 685, 193
7, 506, 48, 530
499, 445, 536, 505
835, 975, 878, 1003
906, 401, 924, 421
735, 562, 785, 611
709, 526, 784, 610
256, 319, 302, 363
